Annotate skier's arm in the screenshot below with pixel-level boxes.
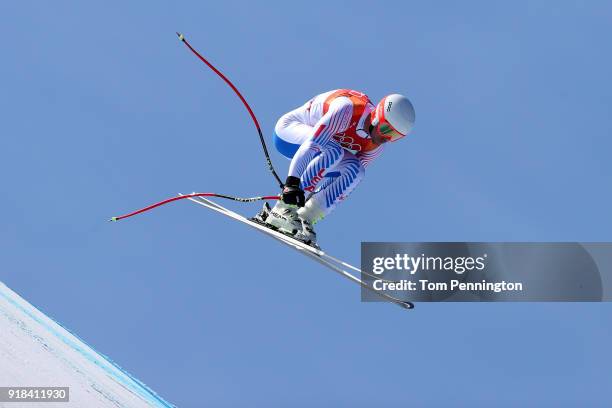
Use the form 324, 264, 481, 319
287, 97, 353, 178
306, 97, 353, 146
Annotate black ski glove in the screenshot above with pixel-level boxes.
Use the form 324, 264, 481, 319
281, 176, 305, 207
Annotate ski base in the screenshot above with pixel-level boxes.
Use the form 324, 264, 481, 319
181, 193, 414, 310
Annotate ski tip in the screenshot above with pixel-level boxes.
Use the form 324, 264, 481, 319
401, 301, 415, 310
109, 217, 118, 222
176, 32, 185, 42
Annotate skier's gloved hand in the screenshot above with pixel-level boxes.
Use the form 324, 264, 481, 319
281, 176, 305, 207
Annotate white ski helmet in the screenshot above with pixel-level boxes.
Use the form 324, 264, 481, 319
371, 94, 415, 142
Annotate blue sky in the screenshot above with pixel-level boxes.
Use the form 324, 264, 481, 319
1, 1, 611, 406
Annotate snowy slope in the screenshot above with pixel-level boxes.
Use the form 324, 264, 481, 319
0, 282, 174, 408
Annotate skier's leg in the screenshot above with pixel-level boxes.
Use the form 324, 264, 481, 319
298, 153, 365, 224
265, 138, 345, 236
273, 110, 346, 200
267, 108, 347, 241
298, 142, 344, 193
274, 107, 345, 190
287, 131, 345, 182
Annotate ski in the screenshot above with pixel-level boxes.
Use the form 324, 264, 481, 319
181, 194, 396, 285
180, 193, 414, 310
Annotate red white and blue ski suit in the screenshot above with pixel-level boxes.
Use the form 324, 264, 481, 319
273, 89, 383, 222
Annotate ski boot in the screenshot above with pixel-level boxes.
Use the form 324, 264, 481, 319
252, 201, 319, 248
260, 201, 302, 236
252, 202, 272, 223
294, 219, 318, 248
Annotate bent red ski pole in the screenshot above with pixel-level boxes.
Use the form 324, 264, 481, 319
176, 32, 284, 189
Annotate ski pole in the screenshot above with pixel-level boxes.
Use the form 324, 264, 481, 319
110, 192, 279, 222
176, 32, 284, 189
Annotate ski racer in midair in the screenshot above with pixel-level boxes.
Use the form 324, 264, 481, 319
258, 89, 415, 246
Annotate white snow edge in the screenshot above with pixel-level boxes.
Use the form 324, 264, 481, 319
0, 281, 174, 408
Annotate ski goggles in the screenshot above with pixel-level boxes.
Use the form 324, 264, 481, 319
372, 105, 406, 142
377, 121, 405, 142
